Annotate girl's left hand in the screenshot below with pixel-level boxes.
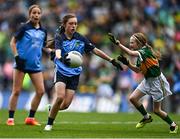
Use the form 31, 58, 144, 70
110, 59, 123, 70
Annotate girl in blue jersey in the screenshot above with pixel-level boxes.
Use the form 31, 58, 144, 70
7, 4, 49, 126
44, 13, 122, 131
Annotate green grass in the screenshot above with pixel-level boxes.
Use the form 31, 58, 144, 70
0, 109, 179, 138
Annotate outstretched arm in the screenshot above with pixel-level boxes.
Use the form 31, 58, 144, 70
92, 47, 113, 62
117, 42, 139, 57
108, 33, 139, 57
92, 48, 123, 70
117, 55, 140, 73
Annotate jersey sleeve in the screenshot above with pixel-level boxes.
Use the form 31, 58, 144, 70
14, 24, 26, 41
136, 56, 141, 67
84, 37, 95, 53
54, 33, 63, 50
136, 48, 145, 67
138, 49, 145, 56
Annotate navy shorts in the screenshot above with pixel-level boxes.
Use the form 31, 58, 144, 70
54, 71, 80, 90
15, 67, 41, 74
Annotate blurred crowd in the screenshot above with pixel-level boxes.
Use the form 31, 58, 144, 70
0, 0, 180, 113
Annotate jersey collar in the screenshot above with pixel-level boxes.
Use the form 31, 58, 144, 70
28, 21, 42, 30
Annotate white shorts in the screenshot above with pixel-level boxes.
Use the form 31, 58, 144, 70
136, 73, 172, 102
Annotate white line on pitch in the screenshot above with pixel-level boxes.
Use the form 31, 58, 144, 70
40, 121, 180, 125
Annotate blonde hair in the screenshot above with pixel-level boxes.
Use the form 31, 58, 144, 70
132, 33, 161, 60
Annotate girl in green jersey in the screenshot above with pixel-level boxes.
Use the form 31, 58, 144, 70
108, 32, 178, 134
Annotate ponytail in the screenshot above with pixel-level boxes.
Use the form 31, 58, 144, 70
145, 43, 161, 60
133, 33, 161, 60
57, 25, 65, 34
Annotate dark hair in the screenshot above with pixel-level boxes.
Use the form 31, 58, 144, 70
60, 13, 77, 32
132, 33, 161, 60
28, 4, 42, 16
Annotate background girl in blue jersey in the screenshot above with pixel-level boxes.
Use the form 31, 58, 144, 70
44, 13, 122, 131
7, 4, 48, 126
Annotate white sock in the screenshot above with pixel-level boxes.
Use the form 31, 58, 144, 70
171, 122, 176, 127
144, 113, 150, 119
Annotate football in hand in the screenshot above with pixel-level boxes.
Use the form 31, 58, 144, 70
67, 51, 83, 68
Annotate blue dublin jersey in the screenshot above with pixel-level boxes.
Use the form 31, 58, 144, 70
14, 21, 47, 71
54, 32, 95, 77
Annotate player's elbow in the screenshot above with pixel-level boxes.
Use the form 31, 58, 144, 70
128, 51, 138, 57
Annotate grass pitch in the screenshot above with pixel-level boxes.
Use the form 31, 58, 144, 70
0, 109, 179, 138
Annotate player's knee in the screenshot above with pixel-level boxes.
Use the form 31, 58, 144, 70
129, 96, 135, 104
36, 91, 44, 97
153, 109, 160, 115
12, 90, 21, 97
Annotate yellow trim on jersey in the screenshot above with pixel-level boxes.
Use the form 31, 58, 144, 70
140, 58, 159, 74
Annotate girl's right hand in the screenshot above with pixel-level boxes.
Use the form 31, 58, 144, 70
110, 59, 123, 70
59, 53, 71, 66
117, 55, 129, 65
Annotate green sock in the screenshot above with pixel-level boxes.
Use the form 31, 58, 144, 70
137, 105, 148, 116
162, 115, 173, 125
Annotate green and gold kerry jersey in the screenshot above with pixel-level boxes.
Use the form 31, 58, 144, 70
136, 46, 161, 79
